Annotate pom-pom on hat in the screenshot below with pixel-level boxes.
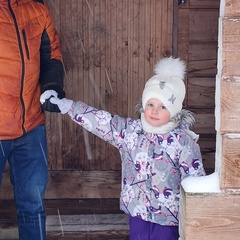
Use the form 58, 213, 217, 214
142, 57, 186, 118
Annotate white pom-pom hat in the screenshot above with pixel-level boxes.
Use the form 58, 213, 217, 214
142, 57, 186, 118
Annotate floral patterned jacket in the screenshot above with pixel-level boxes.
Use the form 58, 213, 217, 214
68, 101, 206, 226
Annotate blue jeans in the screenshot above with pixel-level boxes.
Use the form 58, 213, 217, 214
0, 125, 48, 240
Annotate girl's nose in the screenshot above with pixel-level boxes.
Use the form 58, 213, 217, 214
152, 107, 158, 114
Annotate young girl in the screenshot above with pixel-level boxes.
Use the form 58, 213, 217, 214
41, 57, 206, 240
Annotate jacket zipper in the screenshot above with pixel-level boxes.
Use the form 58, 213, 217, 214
22, 30, 30, 60
8, 0, 26, 134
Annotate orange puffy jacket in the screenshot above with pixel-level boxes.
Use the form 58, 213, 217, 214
0, 0, 64, 139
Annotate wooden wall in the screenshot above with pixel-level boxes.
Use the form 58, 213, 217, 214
1, 0, 220, 214
0, 0, 221, 238
1, 0, 175, 201
45, 0, 174, 173
1, 0, 220, 200
180, 1, 240, 239
219, 0, 240, 189
44, 0, 219, 180
41, 0, 176, 202
178, 0, 220, 173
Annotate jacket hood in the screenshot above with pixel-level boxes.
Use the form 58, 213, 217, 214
171, 109, 199, 141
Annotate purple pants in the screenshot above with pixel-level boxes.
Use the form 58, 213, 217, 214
129, 216, 179, 240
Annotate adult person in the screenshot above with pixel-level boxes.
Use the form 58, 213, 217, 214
0, 0, 65, 239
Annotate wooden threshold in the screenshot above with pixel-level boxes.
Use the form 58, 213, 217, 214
0, 198, 122, 219
0, 214, 129, 240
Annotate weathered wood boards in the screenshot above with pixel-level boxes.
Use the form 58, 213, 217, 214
180, 1, 240, 240
0, 214, 129, 240
45, 0, 174, 172
180, 189, 240, 240
1, 171, 121, 199
219, 0, 240, 189
178, 0, 220, 174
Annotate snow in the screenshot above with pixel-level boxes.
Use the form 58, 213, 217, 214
181, 172, 221, 193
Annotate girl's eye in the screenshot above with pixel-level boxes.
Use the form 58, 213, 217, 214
146, 103, 166, 110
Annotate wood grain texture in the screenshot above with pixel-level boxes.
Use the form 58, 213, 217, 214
220, 78, 240, 134
180, 189, 240, 240
221, 136, 240, 189
0, 3, 222, 239
188, 0, 220, 8
224, 0, 240, 17
178, 0, 219, 177
222, 19, 240, 77
0, 213, 129, 240
0, 171, 121, 199
44, 0, 173, 172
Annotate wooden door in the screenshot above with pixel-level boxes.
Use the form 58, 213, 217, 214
43, 0, 174, 199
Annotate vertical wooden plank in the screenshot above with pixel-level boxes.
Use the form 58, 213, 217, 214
122, 0, 130, 117
143, 0, 152, 84
92, 0, 103, 169
126, 0, 132, 117
115, 0, 123, 115
127, 0, 138, 116
160, 0, 173, 57
177, 6, 189, 106
86, 0, 98, 169
107, 0, 126, 170
96, 0, 109, 170
105, 0, 119, 170
138, 1, 146, 106
150, 0, 156, 68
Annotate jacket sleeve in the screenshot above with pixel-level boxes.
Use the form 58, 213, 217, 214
67, 101, 130, 148
39, 3, 65, 112
179, 136, 206, 181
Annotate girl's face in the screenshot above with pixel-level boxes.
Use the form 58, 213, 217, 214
144, 98, 170, 127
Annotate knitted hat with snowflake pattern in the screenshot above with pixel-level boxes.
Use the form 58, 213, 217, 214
142, 57, 186, 118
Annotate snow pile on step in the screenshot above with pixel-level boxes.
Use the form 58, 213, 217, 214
181, 172, 221, 193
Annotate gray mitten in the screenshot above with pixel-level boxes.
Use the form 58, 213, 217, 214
49, 97, 73, 114
40, 90, 58, 103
